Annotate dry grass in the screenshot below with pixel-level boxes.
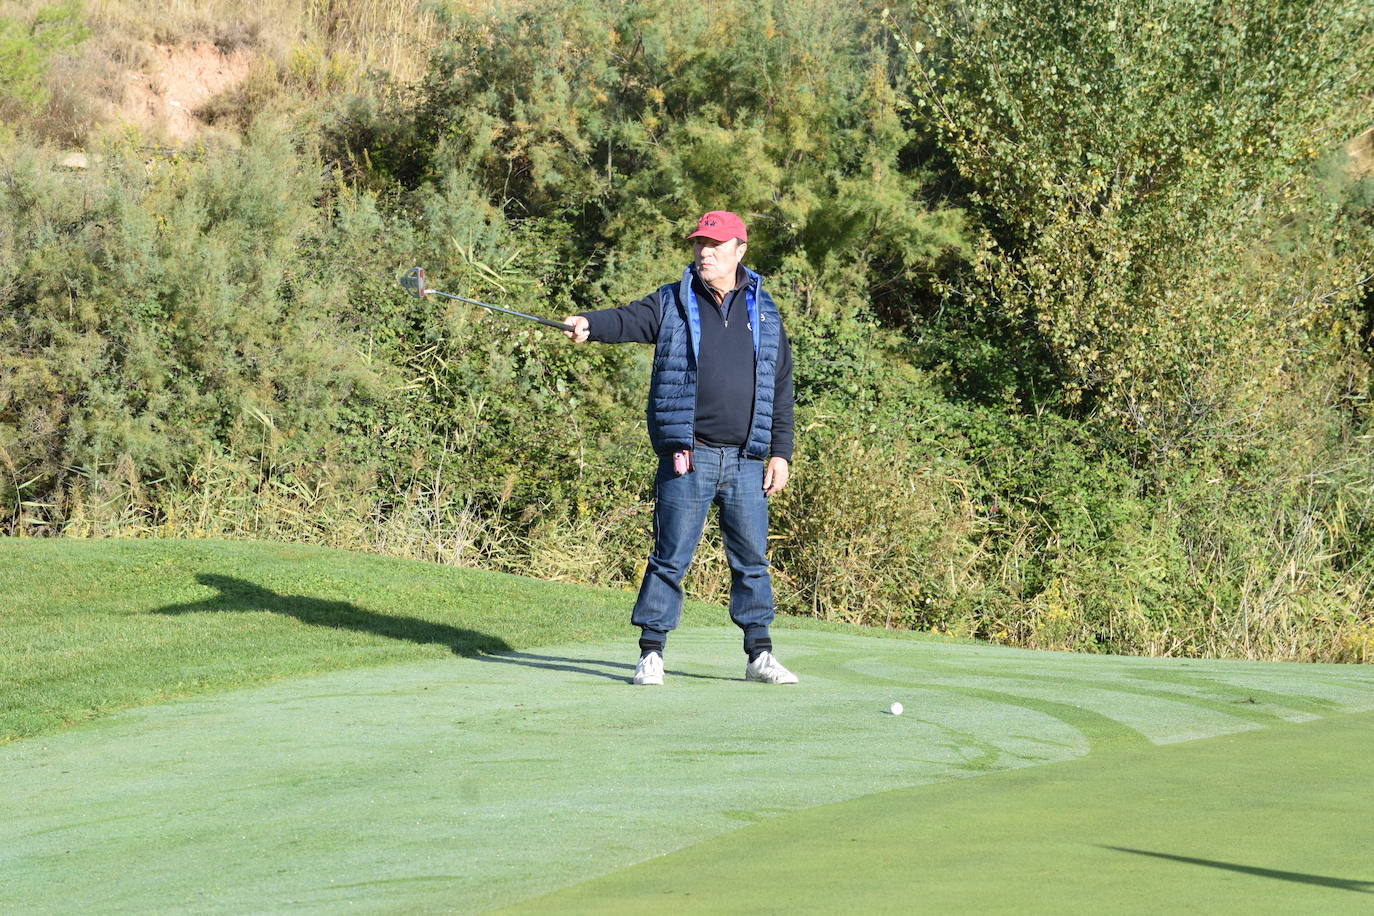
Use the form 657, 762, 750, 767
83, 0, 449, 82
55, 451, 513, 569
42, 438, 1374, 665
1, 0, 497, 143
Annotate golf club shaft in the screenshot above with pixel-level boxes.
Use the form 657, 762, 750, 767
429, 289, 574, 332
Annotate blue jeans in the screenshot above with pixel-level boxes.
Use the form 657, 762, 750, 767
631, 446, 774, 646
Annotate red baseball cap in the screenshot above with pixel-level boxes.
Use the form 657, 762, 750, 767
686, 210, 747, 243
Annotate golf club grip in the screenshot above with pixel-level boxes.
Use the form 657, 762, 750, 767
536, 317, 578, 332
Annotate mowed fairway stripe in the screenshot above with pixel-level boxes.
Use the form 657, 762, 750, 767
509, 710, 1374, 914
4, 629, 1371, 913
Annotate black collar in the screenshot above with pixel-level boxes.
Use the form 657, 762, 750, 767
690, 264, 749, 303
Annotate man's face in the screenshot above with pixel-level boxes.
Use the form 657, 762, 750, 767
693, 237, 747, 290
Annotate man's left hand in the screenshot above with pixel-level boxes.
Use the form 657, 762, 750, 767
764, 457, 790, 496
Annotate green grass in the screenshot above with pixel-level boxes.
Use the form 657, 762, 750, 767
0, 537, 948, 742
509, 709, 1374, 913
4, 537, 1373, 913
0, 537, 689, 741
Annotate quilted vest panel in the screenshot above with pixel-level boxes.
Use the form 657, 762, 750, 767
647, 267, 781, 459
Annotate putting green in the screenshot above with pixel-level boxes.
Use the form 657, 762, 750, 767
5, 628, 1372, 912
511, 708, 1374, 914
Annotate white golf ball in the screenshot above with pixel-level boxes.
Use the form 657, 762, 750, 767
890, 701, 904, 716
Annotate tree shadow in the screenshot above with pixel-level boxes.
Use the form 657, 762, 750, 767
155, 575, 738, 684
1101, 847, 1374, 893
155, 573, 511, 658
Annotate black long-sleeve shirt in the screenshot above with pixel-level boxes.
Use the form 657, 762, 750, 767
579, 269, 795, 461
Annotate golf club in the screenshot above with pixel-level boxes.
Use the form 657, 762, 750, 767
400, 267, 575, 333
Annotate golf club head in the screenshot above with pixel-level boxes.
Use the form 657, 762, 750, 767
400, 266, 427, 299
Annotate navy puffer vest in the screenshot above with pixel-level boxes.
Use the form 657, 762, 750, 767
647, 266, 782, 459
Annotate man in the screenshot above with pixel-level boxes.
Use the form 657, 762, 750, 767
562, 210, 798, 686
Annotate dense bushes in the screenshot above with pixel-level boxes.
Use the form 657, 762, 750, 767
890, 0, 1374, 657
331, 0, 968, 305
1, 128, 382, 528
2, 0, 1372, 661
899, 0, 1373, 456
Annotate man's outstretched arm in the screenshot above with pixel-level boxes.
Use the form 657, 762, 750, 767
563, 293, 662, 344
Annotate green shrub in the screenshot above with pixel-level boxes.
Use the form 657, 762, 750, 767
899, 0, 1373, 459
332, 0, 968, 308
771, 384, 987, 630
0, 123, 384, 530
0, 0, 88, 119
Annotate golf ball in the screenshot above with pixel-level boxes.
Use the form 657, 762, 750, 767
890, 701, 904, 716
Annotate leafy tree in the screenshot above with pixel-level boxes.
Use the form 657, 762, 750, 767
898, 0, 1374, 462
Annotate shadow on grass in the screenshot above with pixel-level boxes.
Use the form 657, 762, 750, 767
1101, 847, 1374, 893
155, 573, 511, 658
470, 651, 737, 684
153, 574, 691, 684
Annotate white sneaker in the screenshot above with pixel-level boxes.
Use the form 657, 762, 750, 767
745, 651, 798, 684
633, 652, 664, 686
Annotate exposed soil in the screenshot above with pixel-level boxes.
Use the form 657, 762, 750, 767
119, 42, 252, 143
1348, 126, 1374, 180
